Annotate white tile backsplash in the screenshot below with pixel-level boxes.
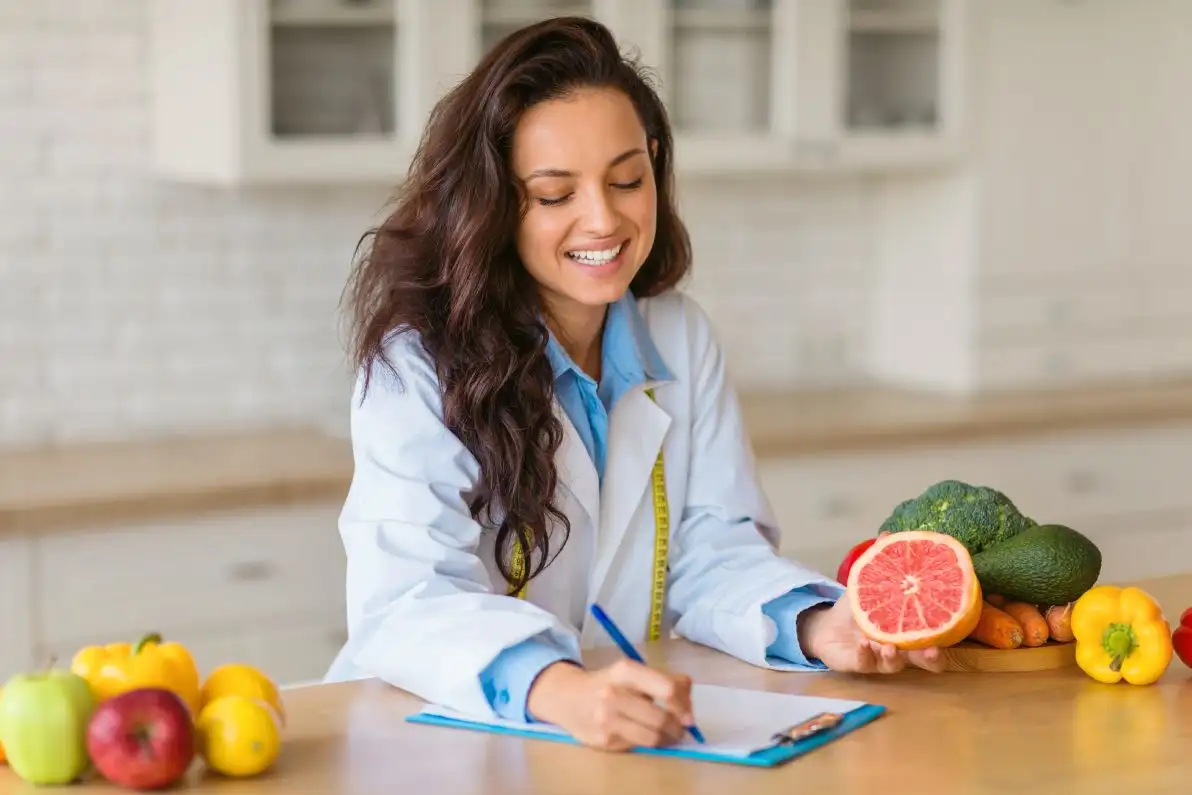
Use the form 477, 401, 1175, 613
0, 1, 875, 447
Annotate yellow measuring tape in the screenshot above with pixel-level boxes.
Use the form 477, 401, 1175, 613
510, 388, 670, 642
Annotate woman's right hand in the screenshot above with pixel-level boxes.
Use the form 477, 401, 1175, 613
526, 659, 696, 751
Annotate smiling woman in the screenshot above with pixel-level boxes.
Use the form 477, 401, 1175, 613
340, 15, 690, 603
328, 15, 943, 756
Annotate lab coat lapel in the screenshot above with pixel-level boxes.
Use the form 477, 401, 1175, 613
553, 401, 599, 530
588, 386, 672, 604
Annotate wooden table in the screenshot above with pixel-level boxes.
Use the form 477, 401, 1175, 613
4, 573, 1192, 794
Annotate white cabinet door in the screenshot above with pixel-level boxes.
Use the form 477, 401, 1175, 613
242, 621, 351, 687
601, 0, 966, 173
35, 504, 346, 649
596, 0, 791, 173
0, 537, 35, 682
833, 0, 969, 168
150, 0, 419, 184
1077, 507, 1192, 584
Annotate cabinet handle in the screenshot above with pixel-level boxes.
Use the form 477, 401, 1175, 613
819, 496, 855, 519
795, 141, 838, 162
228, 561, 274, 582
1066, 470, 1098, 495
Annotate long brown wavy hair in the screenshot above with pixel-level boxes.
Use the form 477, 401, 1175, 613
342, 16, 691, 595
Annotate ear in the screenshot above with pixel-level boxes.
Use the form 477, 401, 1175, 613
648, 138, 658, 160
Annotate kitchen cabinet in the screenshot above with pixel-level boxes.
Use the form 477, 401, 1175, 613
760, 421, 1192, 586
147, 0, 968, 184
834, 0, 968, 167
148, 0, 462, 185
610, 0, 967, 173
1, 503, 349, 688
0, 538, 36, 677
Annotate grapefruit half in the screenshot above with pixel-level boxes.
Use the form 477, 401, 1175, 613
847, 530, 983, 651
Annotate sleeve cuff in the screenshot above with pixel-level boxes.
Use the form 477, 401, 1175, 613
478, 635, 580, 722
762, 584, 844, 668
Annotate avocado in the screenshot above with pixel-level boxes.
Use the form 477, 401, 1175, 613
970, 523, 1102, 604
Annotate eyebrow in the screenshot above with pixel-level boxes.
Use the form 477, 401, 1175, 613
524, 148, 646, 182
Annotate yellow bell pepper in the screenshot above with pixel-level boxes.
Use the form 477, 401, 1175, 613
70, 632, 202, 713
1071, 585, 1173, 685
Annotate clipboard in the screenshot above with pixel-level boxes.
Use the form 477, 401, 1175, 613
406, 683, 887, 768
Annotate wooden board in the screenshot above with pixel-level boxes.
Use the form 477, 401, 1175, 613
943, 641, 1078, 672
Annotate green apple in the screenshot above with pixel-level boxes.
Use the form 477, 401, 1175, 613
0, 667, 96, 785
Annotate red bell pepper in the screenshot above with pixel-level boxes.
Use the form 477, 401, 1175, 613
836, 537, 878, 586
1172, 607, 1192, 668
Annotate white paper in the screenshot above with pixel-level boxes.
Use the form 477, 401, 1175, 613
416, 683, 870, 759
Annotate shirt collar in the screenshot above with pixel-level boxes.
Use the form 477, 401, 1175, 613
544, 292, 673, 386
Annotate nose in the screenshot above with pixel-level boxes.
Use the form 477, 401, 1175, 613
578, 185, 618, 238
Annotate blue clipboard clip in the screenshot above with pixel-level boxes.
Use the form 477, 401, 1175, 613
769, 712, 845, 747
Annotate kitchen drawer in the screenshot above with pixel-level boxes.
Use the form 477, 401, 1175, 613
241, 620, 348, 687
977, 339, 1158, 389
1070, 507, 1192, 584
978, 287, 1142, 343
759, 422, 1192, 552
36, 503, 347, 646
971, 424, 1192, 523
759, 444, 1012, 548
0, 536, 36, 681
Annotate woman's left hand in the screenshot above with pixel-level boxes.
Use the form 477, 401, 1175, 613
798, 596, 947, 674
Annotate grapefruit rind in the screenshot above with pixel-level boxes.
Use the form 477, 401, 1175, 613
846, 530, 983, 651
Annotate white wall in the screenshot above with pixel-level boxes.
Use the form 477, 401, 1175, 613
864, 0, 1192, 393
0, 0, 875, 448
6, 1, 1192, 449
966, 0, 1192, 390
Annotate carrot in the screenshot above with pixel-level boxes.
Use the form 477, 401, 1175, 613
1043, 602, 1075, 642
967, 601, 1024, 649
985, 593, 1007, 607
1001, 601, 1049, 647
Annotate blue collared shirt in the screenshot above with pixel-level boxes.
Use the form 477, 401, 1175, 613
478, 293, 836, 721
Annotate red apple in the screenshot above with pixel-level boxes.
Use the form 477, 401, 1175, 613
86, 687, 195, 790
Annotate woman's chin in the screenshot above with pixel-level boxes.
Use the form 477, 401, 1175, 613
558, 278, 634, 310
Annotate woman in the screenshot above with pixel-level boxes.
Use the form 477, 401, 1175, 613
324, 16, 944, 751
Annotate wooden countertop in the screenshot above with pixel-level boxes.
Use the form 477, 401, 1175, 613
5, 572, 1188, 794
743, 375, 1192, 457
5, 377, 1192, 534
0, 429, 354, 534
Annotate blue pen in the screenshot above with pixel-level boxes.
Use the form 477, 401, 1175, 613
589, 603, 706, 744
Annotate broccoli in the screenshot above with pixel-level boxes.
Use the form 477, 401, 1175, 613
878, 479, 1035, 555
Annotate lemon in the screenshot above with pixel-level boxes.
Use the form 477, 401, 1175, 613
196, 695, 281, 778
200, 663, 285, 725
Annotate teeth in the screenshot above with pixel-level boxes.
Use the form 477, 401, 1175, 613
567, 243, 623, 265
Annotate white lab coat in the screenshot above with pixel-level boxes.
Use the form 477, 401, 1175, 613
323, 290, 842, 717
